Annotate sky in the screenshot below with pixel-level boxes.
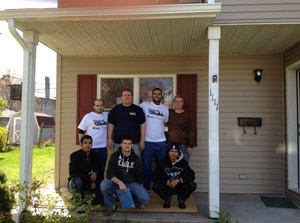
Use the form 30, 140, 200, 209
0, 0, 58, 99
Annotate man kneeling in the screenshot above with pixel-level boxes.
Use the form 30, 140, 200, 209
68, 135, 102, 213
152, 142, 196, 209
101, 136, 150, 216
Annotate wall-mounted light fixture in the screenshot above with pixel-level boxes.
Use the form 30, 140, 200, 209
254, 69, 263, 83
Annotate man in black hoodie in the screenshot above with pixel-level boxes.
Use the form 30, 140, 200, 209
68, 135, 103, 212
101, 136, 150, 216
152, 142, 196, 209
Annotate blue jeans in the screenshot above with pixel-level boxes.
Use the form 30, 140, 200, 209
142, 141, 166, 190
92, 147, 107, 183
113, 143, 140, 157
179, 144, 190, 162
68, 177, 101, 204
100, 179, 150, 209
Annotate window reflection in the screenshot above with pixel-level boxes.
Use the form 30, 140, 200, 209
139, 78, 173, 108
101, 78, 133, 108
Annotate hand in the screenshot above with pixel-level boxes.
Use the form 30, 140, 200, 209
187, 147, 193, 155
168, 179, 180, 189
108, 140, 113, 150
89, 171, 97, 181
118, 182, 127, 193
140, 204, 145, 210
139, 140, 145, 151
91, 182, 96, 189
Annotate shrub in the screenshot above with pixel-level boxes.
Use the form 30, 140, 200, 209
0, 127, 9, 152
18, 178, 101, 223
0, 169, 16, 219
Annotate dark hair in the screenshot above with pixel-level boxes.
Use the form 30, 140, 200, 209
94, 99, 104, 105
152, 88, 162, 95
121, 136, 133, 143
80, 135, 93, 144
121, 88, 133, 96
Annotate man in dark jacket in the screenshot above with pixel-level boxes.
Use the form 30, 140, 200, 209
101, 136, 150, 216
152, 142, 196, 209
68, 135, 103, 212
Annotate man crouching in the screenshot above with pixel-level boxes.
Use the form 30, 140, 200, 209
152, 142, 196, 209
68, 135, 102, 213
101, 136, 150, 216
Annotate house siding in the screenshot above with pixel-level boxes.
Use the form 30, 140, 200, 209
215, 0, 300, 25
57, 55, 283, 194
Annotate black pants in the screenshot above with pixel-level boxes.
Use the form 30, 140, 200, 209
152, 181, 196, 202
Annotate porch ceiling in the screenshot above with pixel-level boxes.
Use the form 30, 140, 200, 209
1, 4, 300, 56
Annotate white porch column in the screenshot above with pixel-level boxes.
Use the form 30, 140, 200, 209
8, 20, 39, 222
208, 26, 220, 219
19, 30, 39, 189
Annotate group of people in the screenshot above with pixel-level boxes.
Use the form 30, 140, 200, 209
68, 88, 197, 216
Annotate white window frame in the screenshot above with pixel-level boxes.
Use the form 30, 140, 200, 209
97, 74, 177, 107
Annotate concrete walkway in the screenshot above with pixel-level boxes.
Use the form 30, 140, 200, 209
90, 193, 300, 223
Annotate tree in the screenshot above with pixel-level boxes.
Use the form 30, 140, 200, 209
0, 96, 6, 116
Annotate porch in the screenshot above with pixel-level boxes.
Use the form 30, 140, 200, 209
88, 192, 300, 223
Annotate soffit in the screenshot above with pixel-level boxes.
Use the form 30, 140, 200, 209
1, 4, 300, 56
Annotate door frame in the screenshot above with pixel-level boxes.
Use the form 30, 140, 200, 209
286, 60, 300, 191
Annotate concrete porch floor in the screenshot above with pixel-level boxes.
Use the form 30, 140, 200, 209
89, 193, 300, 223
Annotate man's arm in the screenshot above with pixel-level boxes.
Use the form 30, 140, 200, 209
139, 122, 146, 151
78, 129, 84, 142
107, 123, 114, 150
111, 176, 127, 193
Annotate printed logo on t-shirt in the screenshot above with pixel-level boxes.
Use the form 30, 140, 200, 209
118, 155, 135, 171
130, 112, 136, 116
164, 166, 184, 179
93, 119, 107, 129
148, 108, 164, 117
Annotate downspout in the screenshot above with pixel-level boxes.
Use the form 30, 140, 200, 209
8, 18, 33, 223
8, 19, 31, 54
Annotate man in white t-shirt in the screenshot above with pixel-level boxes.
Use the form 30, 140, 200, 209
139, 88, 169, 190
78, 99, 108, 204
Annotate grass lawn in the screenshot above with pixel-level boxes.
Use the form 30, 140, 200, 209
0, 145, 55, 186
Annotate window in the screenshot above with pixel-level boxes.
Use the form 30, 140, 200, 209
98, 75, 176, 109
100, 78, 134, 108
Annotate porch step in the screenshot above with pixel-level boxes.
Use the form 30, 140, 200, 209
88, 212, 214, 223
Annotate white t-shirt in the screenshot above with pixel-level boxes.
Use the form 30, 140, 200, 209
139, 101, 169, 142
78, 112, 108, 148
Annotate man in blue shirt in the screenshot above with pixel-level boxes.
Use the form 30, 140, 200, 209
107, 89, 146, 157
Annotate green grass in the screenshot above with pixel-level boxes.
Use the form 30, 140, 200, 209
0, 145, 55, 186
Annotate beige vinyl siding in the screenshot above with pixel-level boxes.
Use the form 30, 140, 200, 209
283, 43, 300, 68
58, 55, 283, 194
215, 0, 300, 25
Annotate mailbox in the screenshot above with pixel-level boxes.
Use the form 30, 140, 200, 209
238, 117, 262, 134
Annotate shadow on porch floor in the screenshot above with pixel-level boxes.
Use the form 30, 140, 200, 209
88, 193, 300, 223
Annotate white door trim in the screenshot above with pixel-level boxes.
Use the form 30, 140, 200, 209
286, 60, 300, 190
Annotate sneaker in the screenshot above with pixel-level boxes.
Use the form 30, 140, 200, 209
177, 196, 186, 209
76, 205, 86, 214
178, 202, 186, 209
163, 200, 171, 208
105, 206, 117, 217
163, 196, 171, 208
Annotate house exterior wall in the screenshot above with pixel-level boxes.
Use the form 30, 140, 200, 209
215, 0, 300, 25
57, 54, 284, 194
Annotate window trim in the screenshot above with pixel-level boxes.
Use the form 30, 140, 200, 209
97, 74, 177, 107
